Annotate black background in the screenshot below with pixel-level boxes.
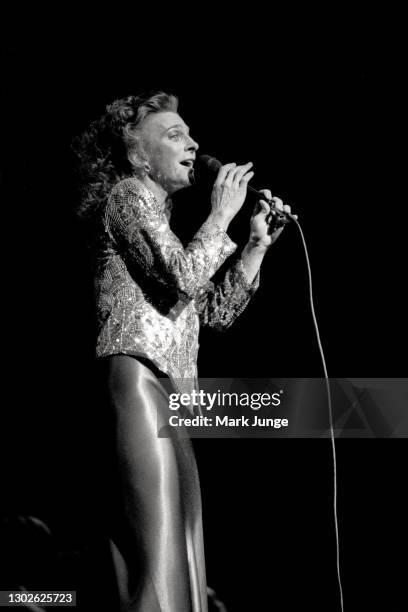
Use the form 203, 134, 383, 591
1, 13, 406, 611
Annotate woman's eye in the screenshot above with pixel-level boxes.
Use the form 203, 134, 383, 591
169, 132, 180, 140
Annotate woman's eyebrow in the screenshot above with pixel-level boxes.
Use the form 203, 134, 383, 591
165, 123, 190, 133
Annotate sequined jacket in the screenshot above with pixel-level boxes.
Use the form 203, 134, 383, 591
94, 177, 259, 394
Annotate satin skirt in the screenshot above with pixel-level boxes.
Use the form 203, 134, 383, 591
96, 355, 208, 612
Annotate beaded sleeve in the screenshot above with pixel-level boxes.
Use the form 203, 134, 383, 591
195, 257, 260, 330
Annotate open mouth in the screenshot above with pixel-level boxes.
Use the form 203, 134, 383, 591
180, 160, 194, 168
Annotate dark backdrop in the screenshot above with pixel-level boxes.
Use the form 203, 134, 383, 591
1, 19, 406, 611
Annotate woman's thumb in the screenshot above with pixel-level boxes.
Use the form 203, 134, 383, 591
258, 199, 270, 215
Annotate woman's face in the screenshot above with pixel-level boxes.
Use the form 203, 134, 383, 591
138, 111, 199, 194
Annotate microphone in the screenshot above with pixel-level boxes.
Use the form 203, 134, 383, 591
199, 154, 293, 225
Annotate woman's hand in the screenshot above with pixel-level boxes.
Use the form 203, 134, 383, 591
249, 189, 297, 250
210, 162, 254, 224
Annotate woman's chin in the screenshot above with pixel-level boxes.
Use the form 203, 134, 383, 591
168, 176, 193, 193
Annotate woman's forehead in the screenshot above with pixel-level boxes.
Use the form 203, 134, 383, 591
142, 111, 189, 133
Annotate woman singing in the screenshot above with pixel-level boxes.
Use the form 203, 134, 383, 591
74, 91, 293, 611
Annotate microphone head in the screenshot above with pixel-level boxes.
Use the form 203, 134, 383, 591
199, 154, 222, 173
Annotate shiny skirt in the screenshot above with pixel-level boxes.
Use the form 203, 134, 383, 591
96, 355, 207, 612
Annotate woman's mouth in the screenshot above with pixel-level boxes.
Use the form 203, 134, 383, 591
179, 159, 194, 168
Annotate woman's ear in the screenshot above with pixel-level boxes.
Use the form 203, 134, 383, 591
128, 148, 150, 177
127, 131, 151, 176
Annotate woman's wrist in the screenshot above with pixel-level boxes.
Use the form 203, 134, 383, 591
207, 210, 233, 232
245, 238, 270, 255
240, 241, 267, 284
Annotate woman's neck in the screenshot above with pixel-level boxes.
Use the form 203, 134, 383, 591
137, 174, 172, 217
140, 175, 168, 208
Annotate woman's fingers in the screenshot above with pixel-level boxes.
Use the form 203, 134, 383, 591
271, 196, 284, 211
253, 190, 299, 224
211, 162, 255, 220
232, 162, 254, 186
268, 195, 297, 218
217, 162, 254, 186
258, 189, 272, 201
215, 162, 236, 186
239, 170, 254, 185
257, 199, 271, 215
258, 192, 289, 214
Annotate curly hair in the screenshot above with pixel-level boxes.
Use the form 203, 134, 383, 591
72, 91, 179, 222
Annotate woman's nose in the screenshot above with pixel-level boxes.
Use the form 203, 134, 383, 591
185, 135, 199, 152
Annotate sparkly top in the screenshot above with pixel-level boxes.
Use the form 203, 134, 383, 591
93, 177, 259, 395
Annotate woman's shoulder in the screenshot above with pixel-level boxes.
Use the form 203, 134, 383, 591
107, 177, 162, 218
109, 176, 146, 199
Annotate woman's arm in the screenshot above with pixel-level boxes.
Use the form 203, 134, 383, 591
105, 178, 237, 301
195, 255, 260, 331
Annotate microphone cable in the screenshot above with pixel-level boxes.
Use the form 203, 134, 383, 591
290, 217, 344, 612
199, 155, 344, 609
